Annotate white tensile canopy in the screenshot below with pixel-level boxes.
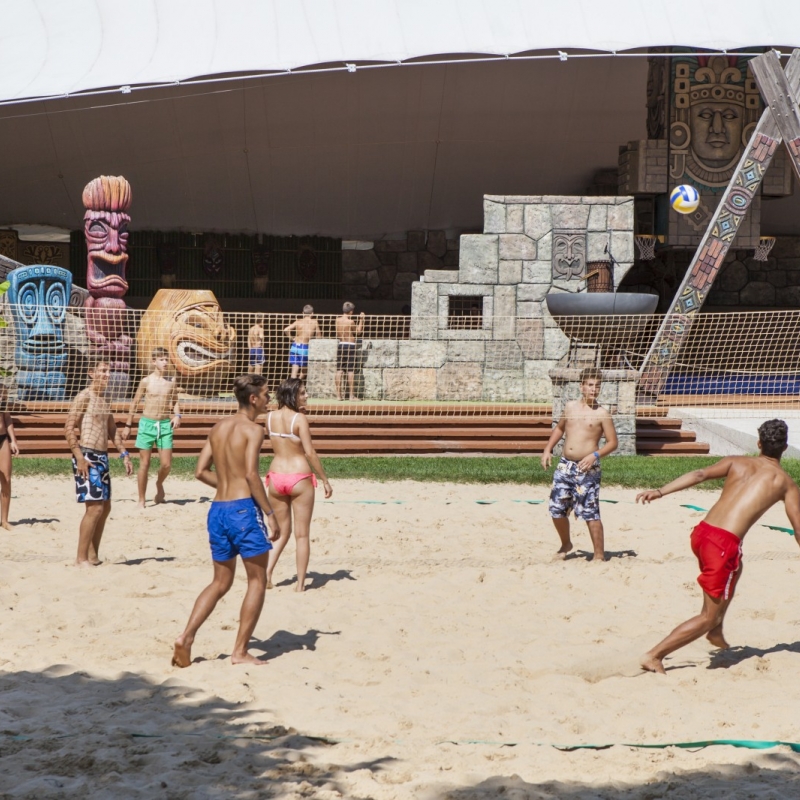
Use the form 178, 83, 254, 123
0, 0, 798, 238
2, 0, 798, 103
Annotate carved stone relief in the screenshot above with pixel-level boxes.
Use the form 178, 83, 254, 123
552, 231, 586, 280
0, 231, 17, 260
670, 54, 761, 191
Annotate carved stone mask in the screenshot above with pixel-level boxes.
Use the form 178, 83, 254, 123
203, 239, 223, 277
552, 232, 587, 280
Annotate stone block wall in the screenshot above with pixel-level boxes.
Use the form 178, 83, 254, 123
308, 195, 636, 411
549, 368, 638, 456
342, 232, 460, 301
706, 237, 800, 308
620, 236, 800, 311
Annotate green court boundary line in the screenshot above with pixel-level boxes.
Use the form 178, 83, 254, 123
435, 739, 800, 752
2, 732, 798, 753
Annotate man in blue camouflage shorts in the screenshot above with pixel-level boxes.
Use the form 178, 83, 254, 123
541, 367, 618, 562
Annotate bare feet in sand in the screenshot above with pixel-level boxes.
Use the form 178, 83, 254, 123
266, 579, 273, 590
1, 521, 11, 531
172, 636, 192, 668
640, 653, 667, 675
154, 484, 166, 504
592, 552, 607, 563
74, 559, 97, 568
555, 543, 573, 560
706, 628, 730, 649
295, 584, 305, 593
230, 651, 267, 666
137, 500, 146, 510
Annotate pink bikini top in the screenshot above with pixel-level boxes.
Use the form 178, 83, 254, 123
267, 411, 301, 442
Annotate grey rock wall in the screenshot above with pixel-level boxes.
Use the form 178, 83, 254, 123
342, 232, 460, 301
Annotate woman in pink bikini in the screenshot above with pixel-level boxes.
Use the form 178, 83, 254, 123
265, 377, 332, 591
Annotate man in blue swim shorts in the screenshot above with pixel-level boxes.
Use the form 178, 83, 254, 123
283, 304, 320, 380
248, 317, 265, 376
173, 373, 280, 668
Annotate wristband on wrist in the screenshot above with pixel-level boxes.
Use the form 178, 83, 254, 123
656, 488, 663, 497
174, 414, 182, 418
120, 450, 130, 459
593, 451, 600, 462
265, 509, 274, 516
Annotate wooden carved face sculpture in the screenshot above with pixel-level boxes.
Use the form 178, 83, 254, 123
83, 175, 132, 299
7, 264, 71, 400
136, 290, 236, 392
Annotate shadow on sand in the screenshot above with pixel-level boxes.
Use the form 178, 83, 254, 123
709, 640, 800, 669
275, 569, 357, 590
192, 630, 342, 667
0, 666, 393, 798
431, 755, 800, 799
564, 549, 637, 562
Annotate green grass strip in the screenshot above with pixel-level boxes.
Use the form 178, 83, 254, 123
13, 456, 800, 489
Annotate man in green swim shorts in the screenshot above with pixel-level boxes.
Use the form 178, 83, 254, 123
123, 347, 183, 508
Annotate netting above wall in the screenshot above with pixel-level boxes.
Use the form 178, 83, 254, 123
1, 303, 800, 417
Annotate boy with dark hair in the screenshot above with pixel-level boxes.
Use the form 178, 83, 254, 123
637, 419, 800, 674
123, 347, 182, 508
65, 359, 133, 566
541, 366, 618, 562
172, 373, 280, 668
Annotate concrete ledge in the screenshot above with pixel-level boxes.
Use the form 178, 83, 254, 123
668, 408, 800, 458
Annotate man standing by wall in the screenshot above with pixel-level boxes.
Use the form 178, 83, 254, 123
283, 305, 320, 381
335, 302, 365, 401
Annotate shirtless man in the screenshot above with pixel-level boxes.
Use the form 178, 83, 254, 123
0, 389, 20, 531
283, 305, 320, 380
248, 317, 265, 376
123, 347, 182, 508
65, 359, 133, 566
636, 419, 800, 675
335, 301, 365, 401
172, 374, 280, 668
541, 367, 618, 562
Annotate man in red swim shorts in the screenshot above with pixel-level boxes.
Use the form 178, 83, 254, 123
636, 419, 800, 675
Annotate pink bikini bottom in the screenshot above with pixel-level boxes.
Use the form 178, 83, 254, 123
266, 471, 318, 496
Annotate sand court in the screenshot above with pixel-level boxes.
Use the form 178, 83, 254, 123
2, 474, 800, 797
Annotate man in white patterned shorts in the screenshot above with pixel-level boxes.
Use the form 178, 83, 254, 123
541, 367, 618, 562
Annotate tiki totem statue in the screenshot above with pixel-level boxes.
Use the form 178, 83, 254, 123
136, 289, 235, 395
83, 175, 132, 399
7, 265, 71, 400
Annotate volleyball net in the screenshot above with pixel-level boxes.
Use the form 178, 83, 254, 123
1, 303, 800, 418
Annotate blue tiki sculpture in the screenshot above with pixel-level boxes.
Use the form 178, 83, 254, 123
7, 265, 71, 400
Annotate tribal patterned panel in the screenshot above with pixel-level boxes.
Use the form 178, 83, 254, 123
640, 131, 779, 391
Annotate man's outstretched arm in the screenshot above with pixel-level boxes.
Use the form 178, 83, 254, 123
637, 457, 734, 504
784, 482, 800, 548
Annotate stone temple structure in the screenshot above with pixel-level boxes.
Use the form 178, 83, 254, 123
307, 193, 637, 450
